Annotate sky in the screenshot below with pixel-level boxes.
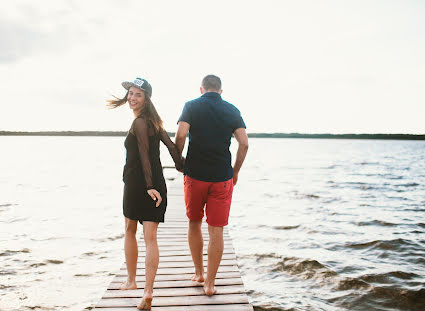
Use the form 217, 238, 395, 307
1, 0, 424, 134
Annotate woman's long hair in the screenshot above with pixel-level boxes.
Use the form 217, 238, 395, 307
107, 91, 164, 133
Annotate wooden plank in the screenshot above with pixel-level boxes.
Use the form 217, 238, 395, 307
122, 259, 237, 269
150, 235, 232, 239
138, 241, 233, 246
115, 265, 239, 276
94, 304, 253, 311
112, 271, 241, 283
135, 253, 236, 263
138, 249, 235, 257
96, 294, 249, 307
108, 277, 243, 289
103, 285, 246, 298
137, 245, 234, 252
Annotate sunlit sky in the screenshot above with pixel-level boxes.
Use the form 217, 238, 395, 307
1, 0, 424, 134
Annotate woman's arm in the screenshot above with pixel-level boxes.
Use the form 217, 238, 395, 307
134, 117, 162, 206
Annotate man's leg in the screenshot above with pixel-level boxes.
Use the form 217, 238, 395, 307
188, 220, 204, 282
204, 178, 233, 296
204, 225, 223, 295
184, 176, 208, 282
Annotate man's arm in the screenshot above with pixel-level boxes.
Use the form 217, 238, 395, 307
175, 121, 190, 155
233, 128, 249, 186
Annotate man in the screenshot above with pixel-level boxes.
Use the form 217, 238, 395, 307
175, 75, 249, 296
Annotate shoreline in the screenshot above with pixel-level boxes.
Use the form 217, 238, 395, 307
0, 131, 424, 140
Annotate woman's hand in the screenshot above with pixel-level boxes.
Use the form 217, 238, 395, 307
176, 156, 185, 173
147, 189, 162, 207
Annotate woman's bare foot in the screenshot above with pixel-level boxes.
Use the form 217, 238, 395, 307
191, 273, 205, 283
137, 294, 153, 310
119, 279, 137, 290
203, 282, 217, 296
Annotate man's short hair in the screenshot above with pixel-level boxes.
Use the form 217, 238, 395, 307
202, 75, 221, 92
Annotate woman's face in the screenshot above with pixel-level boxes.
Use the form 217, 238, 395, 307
127, 86, 146, 112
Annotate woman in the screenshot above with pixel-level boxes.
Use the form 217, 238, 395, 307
107, 77, 183, 310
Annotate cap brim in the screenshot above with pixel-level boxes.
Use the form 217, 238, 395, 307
121, 81, 152, 97
122, 81, 136, 90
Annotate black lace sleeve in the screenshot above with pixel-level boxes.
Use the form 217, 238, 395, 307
133, 117, 153, 190
159, 130, 183, 171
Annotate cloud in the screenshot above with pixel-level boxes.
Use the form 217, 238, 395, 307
0, 1, 97, 63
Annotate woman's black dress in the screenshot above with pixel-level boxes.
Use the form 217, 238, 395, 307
123, 115, 182, 223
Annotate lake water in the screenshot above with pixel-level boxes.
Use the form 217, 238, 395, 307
0, 137, 424, 311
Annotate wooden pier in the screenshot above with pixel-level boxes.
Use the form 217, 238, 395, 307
94, 177, 253, 310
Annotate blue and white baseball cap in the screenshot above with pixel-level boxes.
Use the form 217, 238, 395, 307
122, 77, 152, 97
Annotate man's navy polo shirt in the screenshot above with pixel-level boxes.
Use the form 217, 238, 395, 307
178, 92, 246, 182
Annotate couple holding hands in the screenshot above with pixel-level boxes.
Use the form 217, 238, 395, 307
107, 75, 248, 310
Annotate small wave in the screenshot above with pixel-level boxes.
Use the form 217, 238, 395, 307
75, 273, 92, 277
23, 306, 55, 310
92, 233, 125, 242
335, 277, 370, 290
304, 194, 320, 199
396, 183, 420, 187
291, 190, 320, 200
253, 253, 281, 261
272, 257, 337, 279
358, 161, 380, 166
360, 271, 418, 283
273, 225, 300, 230
325, 165, 340, 169
29, 259, 63, 268
82, 252, 98, 257
345, 238, 417, 251
0, 248, 31, 256
0, 269, 17, 275
356, 220, 397, 227
362, 286, 425, 310
46, 259, 63, 264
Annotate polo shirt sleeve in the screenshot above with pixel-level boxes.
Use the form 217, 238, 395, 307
178, 101, 192, 125
233, 111, 246, 132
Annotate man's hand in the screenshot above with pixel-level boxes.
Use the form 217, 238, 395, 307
147, 189, 162, 207
176, 157, 185, 173
233, 171, 239, 186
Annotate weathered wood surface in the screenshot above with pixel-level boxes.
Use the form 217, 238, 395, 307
94, 177, 253, 310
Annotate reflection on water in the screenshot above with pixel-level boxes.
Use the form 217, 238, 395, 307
0, 137, 424, 310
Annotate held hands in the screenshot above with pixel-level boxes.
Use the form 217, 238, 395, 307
176, 156, 185, 173
147, 189, 162, 207
233, 171, 239, 186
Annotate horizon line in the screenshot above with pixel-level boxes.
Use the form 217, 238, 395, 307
0, 131, 424, 140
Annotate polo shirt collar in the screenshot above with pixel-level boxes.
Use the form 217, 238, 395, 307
201, 92, 222, 99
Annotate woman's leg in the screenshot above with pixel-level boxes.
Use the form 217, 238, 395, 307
120, 217, 138, 290
138, 221, 159, 310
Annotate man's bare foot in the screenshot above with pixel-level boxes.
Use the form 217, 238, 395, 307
137, 294, 153, 310
119, 280, 137, 290
203, 283, 217, 296
191, 273, 205, 283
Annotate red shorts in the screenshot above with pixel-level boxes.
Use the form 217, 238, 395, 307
184, 175, 234, 227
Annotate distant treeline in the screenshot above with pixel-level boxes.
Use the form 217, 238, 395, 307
1, 131, 424, 140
